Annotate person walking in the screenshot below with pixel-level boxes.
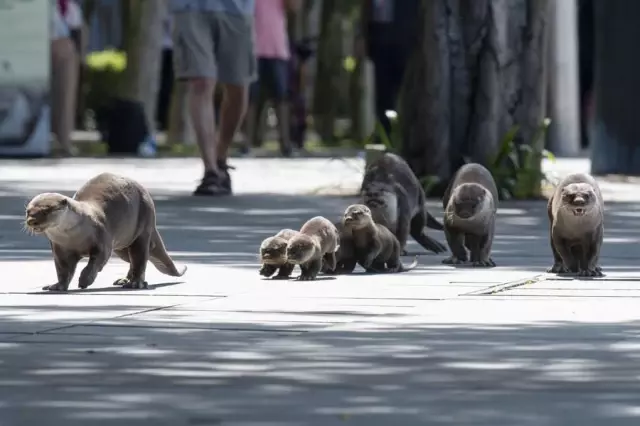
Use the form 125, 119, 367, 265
243, 0, 300, 157
170, 0, 257, 196
359, 0, 421, 140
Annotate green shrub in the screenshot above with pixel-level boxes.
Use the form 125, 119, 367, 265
82, 49, 127, 120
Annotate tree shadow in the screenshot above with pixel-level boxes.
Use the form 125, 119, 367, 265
0, 306, 638, 425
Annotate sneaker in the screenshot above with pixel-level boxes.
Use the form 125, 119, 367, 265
192, 170, 229, 196
217, 160, 235, 194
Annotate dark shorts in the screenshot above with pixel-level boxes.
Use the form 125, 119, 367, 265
250, 57, 289, 101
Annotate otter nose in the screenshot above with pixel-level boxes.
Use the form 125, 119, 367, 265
26, 217, 37, 226
573, 196, 586, 206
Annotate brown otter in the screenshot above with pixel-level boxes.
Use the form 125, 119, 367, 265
24, 173, 187, 291
285, 216, 340, 281
442, 163, 498, 267
360, 152, 447, 255
342, 204, 418, 273
547, 172, 604, 277
258, 228, 300, 279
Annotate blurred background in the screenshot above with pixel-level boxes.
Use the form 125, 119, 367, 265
1, 0, 636, 199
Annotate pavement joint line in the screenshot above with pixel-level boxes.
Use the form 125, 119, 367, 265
460, 274, 547, 296
17, 296, 222, 337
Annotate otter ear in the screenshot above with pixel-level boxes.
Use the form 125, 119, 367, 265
60, 198, 68, 206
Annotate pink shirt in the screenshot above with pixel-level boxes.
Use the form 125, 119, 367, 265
254, 0, 290, 59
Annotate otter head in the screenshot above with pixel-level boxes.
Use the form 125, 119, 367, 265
342, 204, 373, 230
561, 183, 597, 217
451, 183, 489, 219
259, 236, 288, 265
285, 234, 318, 265
24, 193, 70, 234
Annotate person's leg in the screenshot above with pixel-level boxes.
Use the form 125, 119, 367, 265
214, 12, 257, 192
270, 58, 292, 157
156, 48, 173, 131
173, 12, 225, 195
370, 46, 394, 141
50, 37, 79, 156
244, 58, 266, 151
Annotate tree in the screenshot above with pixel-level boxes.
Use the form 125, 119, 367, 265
117, 0, 166, 134
590, 0, 640, 175
399, 0, 551, 193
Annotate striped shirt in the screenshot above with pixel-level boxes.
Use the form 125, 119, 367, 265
169, 0, 255, 16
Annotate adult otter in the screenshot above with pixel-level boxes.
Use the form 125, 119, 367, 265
342, 204, 418, 273
360, 152, 447, 255
24, 172, 187, 291
547, 172, 604, 277
442, 163, 498, 267
285, 216, 340, 281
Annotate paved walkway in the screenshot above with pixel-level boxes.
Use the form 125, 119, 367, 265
0, 157, 639, 426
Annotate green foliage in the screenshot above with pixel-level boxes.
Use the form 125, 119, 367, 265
369, 110, 400, 152
488, 118, 555, 200
83, 49, 127, 117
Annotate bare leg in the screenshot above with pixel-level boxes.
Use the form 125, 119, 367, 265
217, 83, 249, 162
188, 78, 219, 173
50, 38, 79, 155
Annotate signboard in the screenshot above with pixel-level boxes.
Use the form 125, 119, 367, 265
0, 0, 51, 157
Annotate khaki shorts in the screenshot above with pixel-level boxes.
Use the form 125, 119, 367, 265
172, 11, 257, 85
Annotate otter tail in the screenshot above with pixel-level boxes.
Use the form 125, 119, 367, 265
150, 228, 188, 277
399, 256, 419, 272
416, 233, 448, 254
425, 209, 444, 230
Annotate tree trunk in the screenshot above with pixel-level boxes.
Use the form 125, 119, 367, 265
590, 0, 640, 175
117, 0, 166, 134
400, 0, 551, 187
312, 0, 342, 142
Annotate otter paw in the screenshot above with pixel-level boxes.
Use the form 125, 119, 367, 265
472, 258, 496, 268
112, 278, 129, 286
577, 268, 604, 278
119, 279, 148, 289
547, 263, 569, 274
259, 264, 277, 277
42, 283, 68, 292
442, 256, 465, 265
297, 274, 316, 281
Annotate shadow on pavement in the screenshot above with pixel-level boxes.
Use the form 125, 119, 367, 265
0, 310, 638, 425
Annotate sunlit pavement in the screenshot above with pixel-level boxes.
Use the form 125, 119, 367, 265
0, 157, 639, 426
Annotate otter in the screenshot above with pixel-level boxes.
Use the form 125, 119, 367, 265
360, 152, 447, 255
442, 163, 498, 267
342, 204, 418, 273
24, 173, 187, 291
547, 172, 604, 277
322, 219, 357, 275
258, 228, 300, 279
285, 216, 340, 281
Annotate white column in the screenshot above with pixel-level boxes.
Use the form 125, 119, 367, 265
548, 0, 582, 156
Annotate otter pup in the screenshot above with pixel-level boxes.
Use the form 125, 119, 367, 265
286, 216, 340, 281
322, 219, 357, 275
342, 204, 418, 273
258, 228, 300, 279
442, 163, 498, 267
361, 152, 447, 254
24, 173, 187, 291
547, 172, 604, 277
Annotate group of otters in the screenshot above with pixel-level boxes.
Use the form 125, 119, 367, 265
23, 153, 604, 291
